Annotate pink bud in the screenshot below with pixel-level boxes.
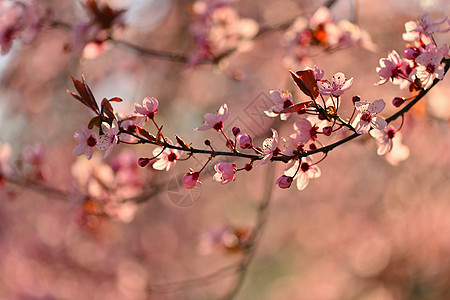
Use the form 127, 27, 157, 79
232, 127, 240, 136
322, 126, 332, 136
392, 97, 405, 107
182, 171, 200, 189
138, 157, 150, 167
276, 175, 293, 189
236, 132, 253, 149
213, 163, 236, 184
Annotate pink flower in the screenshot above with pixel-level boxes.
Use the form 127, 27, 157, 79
152, 139, 181, 171
289, 118, 318, 146
0, 143, 13, 181
73, 126, 98, 160
276, 175, 293, 189
403, 15, 449, 43
256, 129, 280, 167
134, 97, 159, 120
96, 120, 120, 158
317, 72, 353, 97
213, 162, 236, 184
264, 90, 293, 121
370, 126, 397, 155
414, 44, 446, 89
284, 157, 321, 191
196, 103, 230, 131
376, 50, 412, 87
236, 132, 253, 149
182, 171, 200, 189
352, 99, 387, 134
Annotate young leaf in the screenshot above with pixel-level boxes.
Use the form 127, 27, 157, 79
136, 126, 156, 143
289, 69, 319, 100
175, 135, 190, 149
280, 101, 313, 114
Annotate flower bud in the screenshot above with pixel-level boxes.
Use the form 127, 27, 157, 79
138, 157, 150, 167
182, 171, 200, 189
322, 126, 332, 136
352, 95, 361, 103
244, 163, 253, 171
392, 97, 405, 107
232, 127, 240, 136
236, 132, 253, 149
276, 175, 293, 189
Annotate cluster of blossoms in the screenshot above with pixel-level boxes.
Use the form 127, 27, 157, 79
0, 0, 41, 55
377, 15, 449, 90
283, 6, 376, 67
68, 14, 448, 195
188, 0, 259, 66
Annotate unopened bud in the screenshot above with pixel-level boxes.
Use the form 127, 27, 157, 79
138, 157, 150, 167
392, 97, 405, 107
322, 126, 332, 136
232, 127, 240, 136
352, 95, 361, 103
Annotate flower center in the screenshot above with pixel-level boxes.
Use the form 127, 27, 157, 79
361, 112, 372, 122
300, 162, 310, 172
87, 135, 97, 147
168, 152, 177, 162
387, 129, 396, 139
213, 121, 223, 131
283, 99, 293, 109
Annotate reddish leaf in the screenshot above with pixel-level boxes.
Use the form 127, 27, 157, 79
289, 69, 319, 100
108, 97, 123, 103
175, 135, 190, 149
101, 98, 116, 121
136, 126, 156, 143
88, 116, 101, 129
69, 76, 100, 114
156, 128, 164, 146
280, 101, 313, 113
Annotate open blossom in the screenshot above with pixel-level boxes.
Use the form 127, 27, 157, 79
256, 129, 280, 167
213, 162, 236, 184
284, 157, 321, 191
96, 120, 120, 158
118, 114, 145, 143
73, 126, 98, 160
376, 50, 412, 88
413, 44, 446, 89
196, 103, 230, 131
352, 99, 387, 134
134, 97, 159, 120
182, 170, 200, 189
290, 118, 318, 145
317, 72, 353, 97
370, 126, 410, 165
403, 15, 449, 43
152, 139, 181, 171
265, 90, 293, 121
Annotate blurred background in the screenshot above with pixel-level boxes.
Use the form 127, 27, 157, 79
0, 0, 449, 299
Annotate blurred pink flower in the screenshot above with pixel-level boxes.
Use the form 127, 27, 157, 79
213, 162, 236, 184
403, 15, 449, 43
0, 143, 13, 183
73, 126, 98, 160
317, 72, 353, 97
196, 103, 230, 131
352, 99, 387, 134
134, 97, 159, 120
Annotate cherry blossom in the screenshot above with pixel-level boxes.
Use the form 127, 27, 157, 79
134, 97, 159, 120
385, 138, 410, 166
284, 157, 321, 191
276, 175, 293, 189
256, 129, 280, 167
290, 118, 318, 145
182, 170, 200, 189
352, 99, 387, 134
413, 44, 446, 89
196, 103, 230, 131
96, 120, 120, 158
317, 72, 353, 97
213, 162, 236, 184
0, 143, 13, 183
236, 132, 252, 149
376, 50, 412, 88
119, 114, 145, 143
265, 90, 293, 121
73, 125, 98, 160
403, 15, 449, 43
370, 126, 397, 155
152, 139, 182, 171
